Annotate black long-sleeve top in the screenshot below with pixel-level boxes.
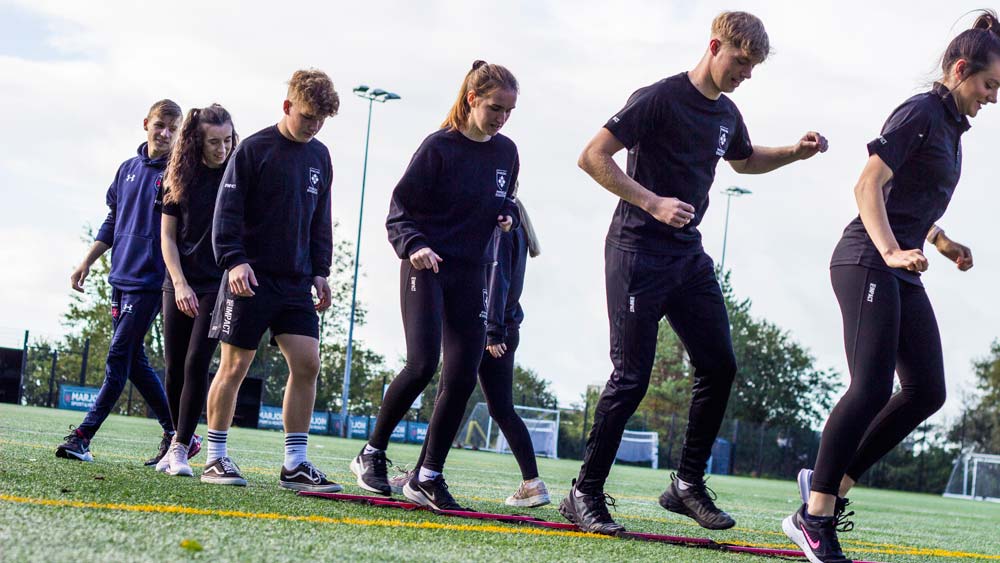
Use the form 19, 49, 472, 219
486, 226, 527, 345
213, 125, 333, 279
386, 128, 520, 265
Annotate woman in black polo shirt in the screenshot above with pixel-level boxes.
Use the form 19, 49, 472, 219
784, 12, 1000, 563
349, 61, 520, 511
159, 104, 237, 477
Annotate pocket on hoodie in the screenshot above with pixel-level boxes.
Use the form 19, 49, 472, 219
112, 234, 159, 284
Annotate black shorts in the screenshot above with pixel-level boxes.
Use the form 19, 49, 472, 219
208, 273, 319, 350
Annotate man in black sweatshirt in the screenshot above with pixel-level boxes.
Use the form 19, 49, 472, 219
203, 69, 340, 492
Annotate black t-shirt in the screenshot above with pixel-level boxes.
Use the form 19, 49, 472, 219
831, 83, 970, 286
162, 162, 226, 293
213, 125, 333, 279
604, 72, 753, 255
386, 128, 520, 265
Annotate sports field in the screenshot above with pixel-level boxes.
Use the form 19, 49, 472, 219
1, 404, 997, 562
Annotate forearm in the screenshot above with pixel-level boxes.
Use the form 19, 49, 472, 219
161, 238, 188, 288
856, 179, 900, 257
737, 145, 800, 174
81, 241, 110, 268
579, 148, 656, 211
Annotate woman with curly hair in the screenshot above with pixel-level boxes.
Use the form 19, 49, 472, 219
158, 104, 237, 477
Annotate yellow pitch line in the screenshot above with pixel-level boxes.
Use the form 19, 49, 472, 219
0, 494, 609, 540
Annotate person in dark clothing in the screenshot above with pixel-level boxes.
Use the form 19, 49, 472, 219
201, 70, 341, 492
56, 100, 183, 464
350, 60, 520, 511
386, 197, 549, 508
784, 12, 999, 563
562, 12, 829, 536
158, 104, 238, 477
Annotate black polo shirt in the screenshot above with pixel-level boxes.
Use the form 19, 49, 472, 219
831, 83, 970, 286
603, 72, 754, 256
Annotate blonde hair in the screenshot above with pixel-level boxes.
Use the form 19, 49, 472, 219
287, 69, 340, 117
442, 60, 518, 131
711, 11, 771, 63
148, 99, 182, 119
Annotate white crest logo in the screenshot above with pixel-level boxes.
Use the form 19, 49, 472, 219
716, 125, 730, 156
307, 167, 321, 195
496, 169, 508, 190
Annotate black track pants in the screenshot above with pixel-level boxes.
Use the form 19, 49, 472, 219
370, 260, 487, 472
577, 246, 737, 494
412, 326, 539, 480
163, 291, 219, 447
811, 266, 946, 495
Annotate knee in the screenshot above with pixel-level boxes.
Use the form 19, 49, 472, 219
692, 352, 737, 386
403, 358, 439, 383
289, 355, 320, 382
916, 384, 947, 415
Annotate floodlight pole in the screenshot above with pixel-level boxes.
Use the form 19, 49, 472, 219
719, 186, 752, 271
340, 85, 400, 436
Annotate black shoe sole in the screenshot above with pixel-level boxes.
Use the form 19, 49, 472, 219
659, 490, 736, 530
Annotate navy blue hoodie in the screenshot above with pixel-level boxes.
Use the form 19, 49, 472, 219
95, 142, 168, 291
486, 226, 527, 346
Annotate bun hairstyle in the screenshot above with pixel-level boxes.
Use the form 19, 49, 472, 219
164, 104, 238, 205
941, 9, 1000, 79
441, 60, 519, 131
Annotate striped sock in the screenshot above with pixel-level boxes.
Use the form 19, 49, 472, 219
206, 429, 228, 464
284, 433, 309, 471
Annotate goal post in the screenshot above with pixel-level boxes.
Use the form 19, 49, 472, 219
943, 452, 1000, 503
617, 430, 659, 469
457, 402, 560, 459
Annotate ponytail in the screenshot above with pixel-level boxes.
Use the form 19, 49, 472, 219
940, 9, 1000, 80
441, 60, 519, 131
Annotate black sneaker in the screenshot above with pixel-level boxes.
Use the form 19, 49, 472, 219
659, 473, 735, 530
279, 461, 343, 492
200, 456, 247, 486
782, 503, 851, 563
55, 427, 93, 462
402, 473, 469, 511
796, 469, 855, 532
350, 448, 391, 496
144, 432, 172, 466
558, 479, 625, 535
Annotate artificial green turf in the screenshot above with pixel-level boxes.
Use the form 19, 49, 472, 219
1, 404, 997, 562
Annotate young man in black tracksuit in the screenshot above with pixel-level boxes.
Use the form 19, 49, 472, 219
201, 70, 340, 492
561, 12, 829, 535
349, 61, 520, 511
56, 100, 183, 465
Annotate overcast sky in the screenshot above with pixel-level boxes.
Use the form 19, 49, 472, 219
1, 0, 997, 429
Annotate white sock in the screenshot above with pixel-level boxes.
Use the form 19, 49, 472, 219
677, 478, 693, 491
284, 433, 309, 471
418, 466, 441, 482
363, 443, 383, 456
206, 429, 228, 464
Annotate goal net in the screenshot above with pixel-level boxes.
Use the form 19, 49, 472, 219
617, 430, 659, 469
457, 402, 560, 459
943, 452, 1000, 502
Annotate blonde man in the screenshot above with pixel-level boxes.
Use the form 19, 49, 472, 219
561, 12, 828, 534
203, 70, 340, 491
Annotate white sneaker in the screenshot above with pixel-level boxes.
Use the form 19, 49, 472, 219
165, 440, 193, 477
155, 453, 170, 473
505, 478, 551, 508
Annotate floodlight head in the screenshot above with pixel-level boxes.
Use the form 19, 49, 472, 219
383, 92, 401, 101
370, 88, 388, 97
353, 85, 370, 94
724, 186, 753, 196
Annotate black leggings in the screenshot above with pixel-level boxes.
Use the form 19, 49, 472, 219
811, 266, 946, 495
411, 327, 539, 480
163, 290, 220, 447
370, 260, 487, 472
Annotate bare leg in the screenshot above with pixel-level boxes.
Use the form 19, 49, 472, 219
206, 343, 256, 431
275, 334, 320, 434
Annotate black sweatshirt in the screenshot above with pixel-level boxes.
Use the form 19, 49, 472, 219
162, 162, 226, 293
386, 128, 520, 265
213, 125, 333, 279
486, 226, 527, 346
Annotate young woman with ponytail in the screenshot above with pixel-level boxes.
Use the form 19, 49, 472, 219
158, 104, 238, 477
350, 60, 521, 511
785, 11, 1000, 563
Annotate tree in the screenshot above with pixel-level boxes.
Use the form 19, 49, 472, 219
949, 339, 1000, 453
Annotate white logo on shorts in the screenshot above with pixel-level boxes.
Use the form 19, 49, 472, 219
222, 298, 234, 334
410, 276, 417, 292
629, 296, 636, 313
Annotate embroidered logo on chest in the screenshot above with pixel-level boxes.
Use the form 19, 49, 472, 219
307, 167, 321, 195
495, 169, 508, 197
716, 126, 730, 157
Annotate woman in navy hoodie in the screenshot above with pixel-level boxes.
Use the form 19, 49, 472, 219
157, 104, 238, 476
350, 61, 520, 511
57, 100, 183, 464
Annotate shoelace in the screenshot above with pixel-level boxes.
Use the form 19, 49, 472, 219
219, 458, 241, 474
370, 451, 391, 474
301, 461, 327, 481
834, 499, 855, 533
